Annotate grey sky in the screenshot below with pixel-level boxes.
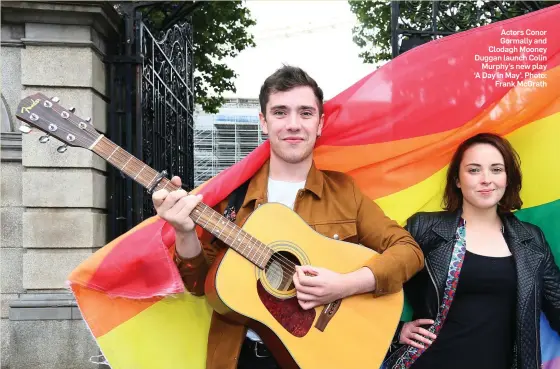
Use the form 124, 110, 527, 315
224, 1, 380, 100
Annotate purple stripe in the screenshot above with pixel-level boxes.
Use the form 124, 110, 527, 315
544, 357, 560, 369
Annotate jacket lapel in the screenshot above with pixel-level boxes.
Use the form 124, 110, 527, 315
426, 210, 463, 299
502, 215, 544, 320
501, 214, 545, 367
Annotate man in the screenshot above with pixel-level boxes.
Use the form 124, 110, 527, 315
152, 65, 424, 369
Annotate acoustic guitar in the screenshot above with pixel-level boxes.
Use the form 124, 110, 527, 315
16, 93, 403, 369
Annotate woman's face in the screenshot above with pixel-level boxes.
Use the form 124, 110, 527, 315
457, 143, 507, 211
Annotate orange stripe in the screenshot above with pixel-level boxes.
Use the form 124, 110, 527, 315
67, 216, 162, 285
314, 129, 452, 173
73, 285, 162, 338
315, 67, 560, 200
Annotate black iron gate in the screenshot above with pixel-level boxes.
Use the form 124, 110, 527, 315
390, 1, 551, 58
107, 4, 195, 240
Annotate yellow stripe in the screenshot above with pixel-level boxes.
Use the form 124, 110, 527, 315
376, 112, 560, 225
96, 294, 212, 369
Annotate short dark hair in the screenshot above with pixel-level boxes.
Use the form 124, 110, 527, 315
443, 133, 523, 213
259, 65, 324, 116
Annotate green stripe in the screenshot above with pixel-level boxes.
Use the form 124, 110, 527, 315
515, 199, 560, 264
400, 199, 560, 321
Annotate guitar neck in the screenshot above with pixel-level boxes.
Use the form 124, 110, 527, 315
92, 136, 272, 269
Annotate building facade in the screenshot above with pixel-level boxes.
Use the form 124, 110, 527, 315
1, 2, 119, 368
194, 98, 267, 186
1, 3, 262, 368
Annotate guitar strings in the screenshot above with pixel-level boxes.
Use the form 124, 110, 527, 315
195, 214, 298, 278
184, 199, 298, 276
41, 107, 301, 280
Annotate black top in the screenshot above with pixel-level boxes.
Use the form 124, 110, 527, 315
397, 211, 560, 369
412, 250, 517, 369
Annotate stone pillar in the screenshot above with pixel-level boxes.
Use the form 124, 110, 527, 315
1, 127, 24, 369
1, 2, 120, 368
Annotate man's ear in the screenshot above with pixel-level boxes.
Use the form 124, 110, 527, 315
317, 113, 324, 136
259, 112, 268, 135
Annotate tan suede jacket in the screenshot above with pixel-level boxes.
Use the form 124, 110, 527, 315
174, 160, 423, 369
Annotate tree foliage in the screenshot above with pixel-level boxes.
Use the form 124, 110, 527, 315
349, 1, 559, 64
139, 1, 256, 113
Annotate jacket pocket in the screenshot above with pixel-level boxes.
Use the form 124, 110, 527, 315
313, 220, 358, 244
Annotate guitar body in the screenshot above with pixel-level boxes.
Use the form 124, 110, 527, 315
206, 203, 403, 369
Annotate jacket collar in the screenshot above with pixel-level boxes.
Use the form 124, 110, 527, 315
431, 209, 463, 241
501, 213, 535, 244
242, 159, 324, 208
431, 208, 535, 245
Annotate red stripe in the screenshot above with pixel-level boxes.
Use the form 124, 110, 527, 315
320, 5, 560, 146
196, 6, 560, 207
198, 143, 270, 208
86, 219, 184, 298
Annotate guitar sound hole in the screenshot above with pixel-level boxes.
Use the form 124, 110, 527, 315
264, 251, 301, 292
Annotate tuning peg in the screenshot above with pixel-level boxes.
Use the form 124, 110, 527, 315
19, 125, 32, 134
69, 107, 76, 113
39, 135, 50, 143
51, 96, 60, 103
85, 117, 91, 122
57, 145, 68, 153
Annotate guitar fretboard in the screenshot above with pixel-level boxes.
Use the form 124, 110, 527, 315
93, 136, 273, 268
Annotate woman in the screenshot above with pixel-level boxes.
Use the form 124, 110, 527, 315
384, 133, 560, 369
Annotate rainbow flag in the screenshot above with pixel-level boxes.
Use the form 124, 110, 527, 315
68, 5, 560, 369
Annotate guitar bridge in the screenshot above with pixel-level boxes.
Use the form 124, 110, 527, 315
314, 299, 342, 332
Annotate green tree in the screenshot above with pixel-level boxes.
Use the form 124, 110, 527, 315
349, 1, 558, 64
139, 1, 256, 113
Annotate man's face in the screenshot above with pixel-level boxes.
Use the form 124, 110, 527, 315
259, 86, 324, 164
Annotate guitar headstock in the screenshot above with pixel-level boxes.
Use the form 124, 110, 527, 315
15, 93, 101, 152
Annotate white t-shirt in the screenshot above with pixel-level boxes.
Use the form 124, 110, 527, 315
266, 177, 306, 209
246, 177, 306, 342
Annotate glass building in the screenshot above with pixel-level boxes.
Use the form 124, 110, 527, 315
194, 98, 268, 186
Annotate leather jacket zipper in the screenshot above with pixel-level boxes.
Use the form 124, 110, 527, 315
425, 258, 440, 315
535, 278, 540, 369
532, 259, 542, 369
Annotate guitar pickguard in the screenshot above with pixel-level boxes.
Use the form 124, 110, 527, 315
257, 280, 315, 337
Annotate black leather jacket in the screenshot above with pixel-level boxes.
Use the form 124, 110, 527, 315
389, 210, 560, 369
